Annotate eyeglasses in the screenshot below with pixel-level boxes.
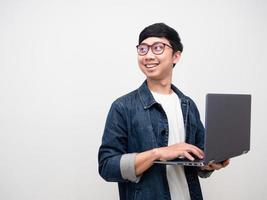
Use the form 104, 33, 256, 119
136, 42, 173, 56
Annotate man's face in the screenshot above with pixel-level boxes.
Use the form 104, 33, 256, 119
137, 37, 180, 81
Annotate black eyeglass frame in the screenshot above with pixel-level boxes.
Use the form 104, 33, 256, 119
136, 42, 173, 56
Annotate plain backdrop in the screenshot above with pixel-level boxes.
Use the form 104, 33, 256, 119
0, 0, 267, 199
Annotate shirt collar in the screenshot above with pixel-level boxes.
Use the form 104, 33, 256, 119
137, 80, 188, 109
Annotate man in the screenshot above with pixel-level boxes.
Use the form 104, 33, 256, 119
98, 23, 229, 200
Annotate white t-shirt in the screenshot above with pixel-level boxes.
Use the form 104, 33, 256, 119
151, 91, 191, 200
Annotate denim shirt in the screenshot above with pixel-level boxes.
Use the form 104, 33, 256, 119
98, 81, 208, 200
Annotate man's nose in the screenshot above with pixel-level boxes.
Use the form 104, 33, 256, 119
145, 48, 156, 59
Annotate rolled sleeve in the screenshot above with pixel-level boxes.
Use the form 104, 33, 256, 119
120, 153, 141, 183
198, 169, 214, 178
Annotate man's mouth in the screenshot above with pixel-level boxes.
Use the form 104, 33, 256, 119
145, 63, 159, 68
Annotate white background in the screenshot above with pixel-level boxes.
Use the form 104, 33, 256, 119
0, 0, 266, 199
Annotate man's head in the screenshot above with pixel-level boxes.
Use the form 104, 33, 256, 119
137, 23, 182, 81
138, 23, 183, 54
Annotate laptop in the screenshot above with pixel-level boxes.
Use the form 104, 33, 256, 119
154, 93, 251, 166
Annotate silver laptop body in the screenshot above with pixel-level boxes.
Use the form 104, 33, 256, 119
154, 93, 251, 166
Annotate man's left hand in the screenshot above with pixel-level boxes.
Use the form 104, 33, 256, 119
201, 159, 230, 171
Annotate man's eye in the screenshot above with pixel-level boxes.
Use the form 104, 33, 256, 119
139, 46, 148, 52
153, 45, 163, 51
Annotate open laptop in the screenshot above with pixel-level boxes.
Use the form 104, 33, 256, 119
154, 93, 251, 166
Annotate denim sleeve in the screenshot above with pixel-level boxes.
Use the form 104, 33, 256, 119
98, 100, 130, 182
198, 169, 214, 178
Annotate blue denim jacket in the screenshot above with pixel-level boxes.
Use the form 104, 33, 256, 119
98, 81, 207, 200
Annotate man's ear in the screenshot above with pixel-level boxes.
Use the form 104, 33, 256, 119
173, 51, 181, 65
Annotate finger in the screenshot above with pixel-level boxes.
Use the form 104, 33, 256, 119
180, 143, 204, 157
187, 146, 204, 159
201, 165, 213, 171
222, 159, 230, 167
183, 151, 195, 161
191, 149, 204, 159
191, 145, 205, 157
210, 163, 223, 170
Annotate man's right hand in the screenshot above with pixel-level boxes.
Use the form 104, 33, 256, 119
135, 142, 204, 176
154, 142, 204, 161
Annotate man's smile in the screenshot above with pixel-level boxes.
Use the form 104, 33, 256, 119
144, 63, 159, 68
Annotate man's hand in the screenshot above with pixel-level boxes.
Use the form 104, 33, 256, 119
135, 142, 204, 176
201, 159, 230, 171
155, 142, 204, 161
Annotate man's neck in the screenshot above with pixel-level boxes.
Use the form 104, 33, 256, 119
147, 78, 172, 95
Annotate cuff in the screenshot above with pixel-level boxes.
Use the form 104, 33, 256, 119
120, 153, 141, 183
198, 169, 214, 178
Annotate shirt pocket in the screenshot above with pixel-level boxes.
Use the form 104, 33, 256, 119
130, 122, 157, 151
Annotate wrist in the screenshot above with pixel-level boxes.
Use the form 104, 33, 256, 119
151, 148, 161, 161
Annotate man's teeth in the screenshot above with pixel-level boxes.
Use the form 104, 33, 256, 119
146, 64, 158, 68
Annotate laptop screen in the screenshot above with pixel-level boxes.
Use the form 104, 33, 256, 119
204, 94, 251, 163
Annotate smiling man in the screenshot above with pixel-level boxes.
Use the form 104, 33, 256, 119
98, 23, 229, 200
